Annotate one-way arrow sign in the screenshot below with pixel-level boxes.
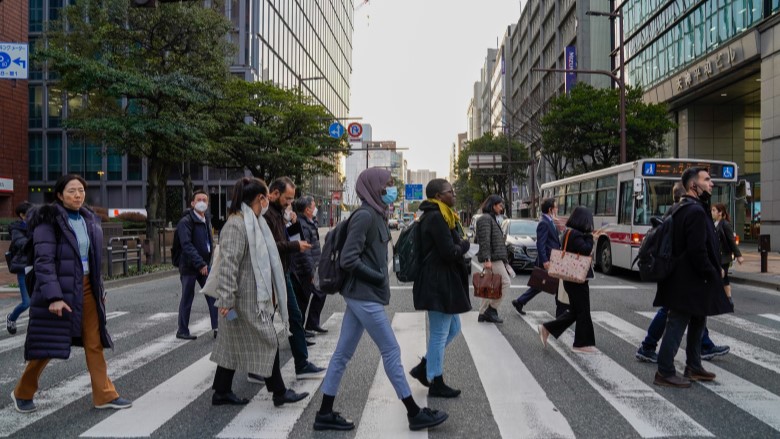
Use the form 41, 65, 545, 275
0, 43, 28, 79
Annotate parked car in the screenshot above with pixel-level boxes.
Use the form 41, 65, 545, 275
468, 214, 484, 241
388, 218, 399, 229
501, 219, 539, 272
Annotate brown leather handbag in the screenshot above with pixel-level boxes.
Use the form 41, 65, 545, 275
527, 267, 559, 295
472, 269, 502, 299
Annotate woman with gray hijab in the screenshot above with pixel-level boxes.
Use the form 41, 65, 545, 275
313, 168, 449, 432
210, 177, 308, 407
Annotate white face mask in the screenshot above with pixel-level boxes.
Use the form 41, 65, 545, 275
312, 208, 318, 218
260, 202, 269, 216
194, 201, 208, 213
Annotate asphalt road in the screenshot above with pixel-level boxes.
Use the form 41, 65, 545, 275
0, 233, 779, 438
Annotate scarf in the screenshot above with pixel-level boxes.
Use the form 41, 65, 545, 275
241, 203, 289, 331
426, 198, 466, 239
356, 167, 392, 217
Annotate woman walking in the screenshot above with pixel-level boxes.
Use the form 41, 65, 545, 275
210, 177, 308, 407
539, 206, 596, 353
6, 201, 32, 335
11, 174, 131, 413
409, 179, 471, 398
313, 168, 448, 432
711, 203, 743, 303
475, 195, 511, 323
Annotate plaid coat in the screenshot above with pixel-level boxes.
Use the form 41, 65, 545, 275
210, 214, 278, 376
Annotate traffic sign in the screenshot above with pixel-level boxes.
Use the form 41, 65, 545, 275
0, 43, 28, 79
347, 122, 363, 139
405, 184, 423, 201
329, 122, 345, 139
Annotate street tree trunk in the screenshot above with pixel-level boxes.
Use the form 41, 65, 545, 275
145, 159, 170, 264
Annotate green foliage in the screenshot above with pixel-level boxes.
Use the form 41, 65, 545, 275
541, 83, 676, 177
208, 80, 348, 182
454, 133, 528, 215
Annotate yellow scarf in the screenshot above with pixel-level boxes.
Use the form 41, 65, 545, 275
427, 198, 463, 237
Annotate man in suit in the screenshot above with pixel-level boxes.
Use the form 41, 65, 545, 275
512, 198, 561, 315
652, 167, 733, 388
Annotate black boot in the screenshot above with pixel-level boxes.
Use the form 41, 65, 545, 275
478, 306, 503, 324
409, 357, 429, 387
428, 375, 461, 398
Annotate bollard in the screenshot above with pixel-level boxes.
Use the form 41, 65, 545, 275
758, 234, 770, 273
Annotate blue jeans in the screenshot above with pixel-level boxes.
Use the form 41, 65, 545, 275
657, 310, 706, 376
641, 307, 715, 352
178, 273, 219, 334
426, 311, 461, 381
286, 274, 309, 371
322, 298, 411, 399
9, 273, 30, 321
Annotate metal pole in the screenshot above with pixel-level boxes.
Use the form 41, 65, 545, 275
530, 148, 537, 218
617, 11, 627, 164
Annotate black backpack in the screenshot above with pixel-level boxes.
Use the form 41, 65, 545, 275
634, 199, 692, 282
393, 217, 424, 283
318, 209, 364, 295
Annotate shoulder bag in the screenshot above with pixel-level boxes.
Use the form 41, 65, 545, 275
548, 230, 592, 284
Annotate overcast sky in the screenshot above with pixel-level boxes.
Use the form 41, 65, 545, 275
348, 0, 522, 178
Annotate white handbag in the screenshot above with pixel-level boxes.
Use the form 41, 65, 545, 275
200, 245, 221, 299
548, 230, 592, 284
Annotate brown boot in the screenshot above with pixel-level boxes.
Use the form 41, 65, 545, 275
653, 372, 692, 388
683, 366, 716, 382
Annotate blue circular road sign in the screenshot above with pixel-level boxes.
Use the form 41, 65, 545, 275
329, 122, 345, 139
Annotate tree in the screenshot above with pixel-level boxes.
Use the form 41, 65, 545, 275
541, 83, 676, 176
208, 80, 347, 184
454, 133, 528, 216
38, 0, 235, 261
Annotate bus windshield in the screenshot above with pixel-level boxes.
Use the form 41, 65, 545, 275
634, 180, 733, 226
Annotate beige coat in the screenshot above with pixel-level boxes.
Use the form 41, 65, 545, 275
210, 214, 278, 376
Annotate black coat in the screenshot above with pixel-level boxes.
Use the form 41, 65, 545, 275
412, 201, 471, 314
561, 228, 594, 279
716, 220, 742, 265
8, 220, 29, 274
653, 196, 733, 316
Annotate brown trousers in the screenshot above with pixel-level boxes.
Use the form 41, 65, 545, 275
14, 276, 118, 406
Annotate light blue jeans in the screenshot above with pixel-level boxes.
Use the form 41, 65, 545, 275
322, 297, 411, 399
426, 311, 461, 381
9, 273, 30, 321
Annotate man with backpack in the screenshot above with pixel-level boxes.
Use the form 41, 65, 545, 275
174, 190, 219, 340
6, 202, 33, 335
652, 167, 733, 388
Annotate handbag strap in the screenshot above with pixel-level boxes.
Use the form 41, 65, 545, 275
562, 229, 572, 256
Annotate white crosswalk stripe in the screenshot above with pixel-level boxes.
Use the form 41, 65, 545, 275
759, 313, 780, 323
712, 314, 780, 340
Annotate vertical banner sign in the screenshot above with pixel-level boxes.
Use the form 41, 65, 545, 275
565, 46, 577, 93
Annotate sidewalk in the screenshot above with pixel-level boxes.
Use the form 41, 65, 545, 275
729, 248, 780, 292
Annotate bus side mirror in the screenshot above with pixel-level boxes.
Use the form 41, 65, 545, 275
737, 180, 752, 198
633, 177, 644, 200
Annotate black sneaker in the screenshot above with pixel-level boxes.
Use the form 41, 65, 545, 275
313, 411, 355, 431
6, 314, 17, 335
296, 362, 326, 379
11, 391, 36, 413
635, 347, 658, 363
701, 345, 730, 361
95, 397, 133, 410
408, 407, 448, 431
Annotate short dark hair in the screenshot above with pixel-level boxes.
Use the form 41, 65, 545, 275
480, 194, 504, 214
681, 167, 708, 192
293, 195, 314, 214
566, 206, 594, 233
15, 201, 32, 217
53, 174, 88, 203
541, 197, 556, 215
228, 177, 268, 215
191, 190, 208, 202
269, 177, 295, 195
425, 178, 450, 199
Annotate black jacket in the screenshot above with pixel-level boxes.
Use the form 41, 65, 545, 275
176, 209, 213, 275
264, 202, 302, 273
560, 228, 594, 279
8, 220, 29, 274
290, 216, 321, 282
412, 201, 471, 314
654, 196, 733, 316
716, 220, 742, 265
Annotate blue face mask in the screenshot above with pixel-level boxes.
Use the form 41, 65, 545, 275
382, 186, 398, 205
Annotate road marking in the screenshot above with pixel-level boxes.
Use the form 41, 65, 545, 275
355, 312, 428, 439
637, 312, 780, 376
461, 311, 575, 438
522, 311, 712, 438
760, 314, 780, 323
712, 314, 780, 340
81, 353, 216, 437
0, 317, 212, 437
593, 311, 780, 432
216, 313, 344, 439
0, 311, 128, 355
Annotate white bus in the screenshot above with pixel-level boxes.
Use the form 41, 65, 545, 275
540, 159, 740, 275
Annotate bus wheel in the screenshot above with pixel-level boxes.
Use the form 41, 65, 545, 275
599, 241, 614, 275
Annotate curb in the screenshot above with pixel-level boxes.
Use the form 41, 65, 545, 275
729, 274, 780, 292
104, 269, 179, 290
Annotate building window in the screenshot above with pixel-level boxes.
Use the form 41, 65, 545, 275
67, 135, 85, 175
29, 86, 43, 128
47, 133, 62, 181
30, 0, 44, 32
29, 133, 44, 181
47, 86, 63, 129
127, 155, 142, 181
85, 143, 102, 181
107, 152, 122, 181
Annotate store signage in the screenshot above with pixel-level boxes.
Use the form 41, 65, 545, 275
675, 47, 737, 91
0, 177, 14, 193
565, 46, 577, 93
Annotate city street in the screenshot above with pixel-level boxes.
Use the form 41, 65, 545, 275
0, 233, 779, 439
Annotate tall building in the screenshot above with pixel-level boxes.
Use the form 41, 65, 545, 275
407, 169, 437, 186
0, 0, 29, 217
25, 1, 354, 227
450, 132, 467, 182
343, 129, 404, 208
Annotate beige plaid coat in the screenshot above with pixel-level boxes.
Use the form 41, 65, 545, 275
210, 214, 278, 376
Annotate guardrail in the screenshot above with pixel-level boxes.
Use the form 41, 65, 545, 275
106, 236, 142, 277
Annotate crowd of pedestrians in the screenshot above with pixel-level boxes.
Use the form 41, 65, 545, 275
3, 165, 739, 430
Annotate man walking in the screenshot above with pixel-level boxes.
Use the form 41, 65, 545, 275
175, 190, 219, 340
652, 167, 733, 388
290, 196, 328, 334
265, 177, 325, 379
512, 198, 561, 316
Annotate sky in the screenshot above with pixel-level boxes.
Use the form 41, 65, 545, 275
348, 0, 522, 179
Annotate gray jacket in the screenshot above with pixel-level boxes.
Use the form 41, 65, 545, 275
476, 213, 508, 263
339, 205, 391, 305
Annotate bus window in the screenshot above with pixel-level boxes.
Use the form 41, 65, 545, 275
634, 180, 675, 225
619, 182, 633, 225
581, 180, 596, 212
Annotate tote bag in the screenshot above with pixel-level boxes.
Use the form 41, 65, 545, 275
548, 230, 591, 284
200, 245, 221, 299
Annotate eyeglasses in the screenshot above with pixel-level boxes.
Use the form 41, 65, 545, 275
440, 189, 455, 195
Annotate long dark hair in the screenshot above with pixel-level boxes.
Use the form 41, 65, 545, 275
228, 177, 268, 215
480, 194, 504, 215
566, 206, 593, 233
712, 203, 730, 222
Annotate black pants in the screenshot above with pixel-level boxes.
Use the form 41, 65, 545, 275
291, 273, 326, 330
543, 281, 595, 347
212, 349, 285, 395
657, 310, 706, 377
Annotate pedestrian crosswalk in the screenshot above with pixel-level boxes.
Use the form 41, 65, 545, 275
0, 308, 779, 438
